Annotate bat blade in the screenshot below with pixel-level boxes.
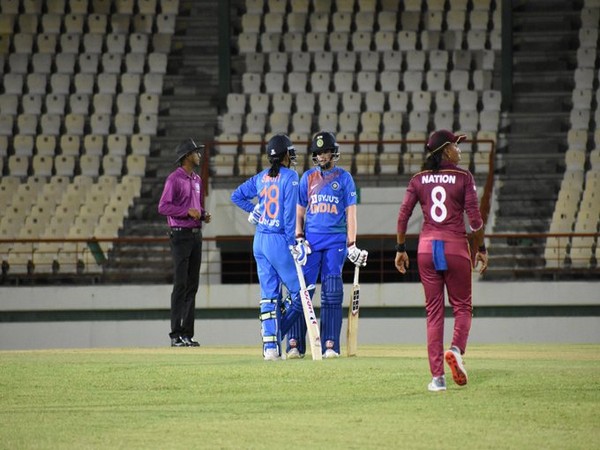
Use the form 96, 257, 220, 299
295, 260, 323, 361
346, 266, 360, 357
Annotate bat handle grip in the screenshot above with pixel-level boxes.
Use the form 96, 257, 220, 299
353, 265, 360, 285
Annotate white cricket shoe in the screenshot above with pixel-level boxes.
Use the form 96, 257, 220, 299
287, 348, 302, 359
428, 375, 446, 392
444, 346, 468, 386
263, 348, 280, 361
323, 349, 340, 359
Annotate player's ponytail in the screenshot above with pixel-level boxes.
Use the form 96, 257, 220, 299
422, 144, 444, 172
268, 160, 282, 178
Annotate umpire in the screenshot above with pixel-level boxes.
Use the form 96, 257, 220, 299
158, 138, 212, 347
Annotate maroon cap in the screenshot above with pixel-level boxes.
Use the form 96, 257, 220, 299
426, 129, 467, 153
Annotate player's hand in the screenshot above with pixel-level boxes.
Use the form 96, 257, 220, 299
347, 244, 368, 267
247, 203, 263, 225
475, 250, 488, 274
289, 239, 311, 266
395, 251, 409, 274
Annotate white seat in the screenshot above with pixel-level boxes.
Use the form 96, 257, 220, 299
572, 89, 592, 110
139, 93, 159, 114
374, 31, 395, 51
312, 51, 333, 72
411, 91, 432, 112
287, 72, 308, 94
397, 30, 417, 50
260, 33, 281, 53
342, 92, 362, 113
306, 31, 327, 52
271, 93, 292, 113
40, 114, 62, 135
570, 109, 590, 130
579, 27, 598, 48
426, 71, 447, 91
70, 93, 91, 115
354, 11, 375, 32
143, 73, 164, 94
290, 51, 311, 73
78, 53, 100, 74
287, 12, 307, 33
27, 73, 48, 95
8, 54, 29, 74
269, 112, 289, 134
0, 114, 14, 136
264, 73, 284, 94
74, 73, 95, 94
267, 52, 287, 73
116, 93, 137, 114
22, 94, 43, 115
382, 111, 403, 133
83, 135, 104, 156
13, 32, 35, 53
473, 70, 492, 90
137, 114, 158, 135
429, 50, 449, 70
221, 113, 243, 135
400, 11, 421, 31
318, 92, 339, 113
295, 93, 316, 113
339, 112, 359, 133
309, 12, 330, 31
388, 91, 409, 112
408, 111, 429, 133
17, 114, 38, 135
420, 30, 441, 50
110, 13, 131, 34
106, 33, 127, 54
106, 134, 128, 155
55, 53, 76, 75
360, 112, 381, 134
156, 13, 176, 34
334, 72, 355, 92
424, 11, 443, 31
114, 113, 135, 135
566, 129, 588, 151
61, 135, 82, 156
358, 51, 379, 72
433, 111, 454, 130
80, 154, 101, 176
125, 53, 146, 74
32, 53, 53, 75
291, 112, 313, 135
263, 12, 284, 32
87, 13, 108, 33
121, 73, 142, 94
65, 113, 85, 135
381, 131, 403, 154
318, 112, 338, 132
152, 33, 173, 53
102, 154, 123, 176
377, 11, 397, 31
130, 134, 150, 156
459, 111, 479, 133
351, 31, 372, 52
458, 90, 478, 112
101, 53, 123, 74
452, 50, 471, 71
331, 11, 352, 31
242, 73, 262, 94
403, 71, 423, 91
0, 94, 19, 115
54, 155, 75, 176
310, 72, 332, 93
83, 33, 104, 54
466, 30, 487, 50
245, 113, 267, 134
447, 10, 467, 31
282, 32, 303, 52
14, 135, 35, 156
336, 51, 357, 72
35, 135, 57, 156
364, 91, 385, 112
357, 72, 377, 92
90, 113, 111, 135
449, 70, 470, 90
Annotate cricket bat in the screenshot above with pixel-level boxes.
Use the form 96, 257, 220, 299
346, 266, 360, 357
294, 260, 323, 361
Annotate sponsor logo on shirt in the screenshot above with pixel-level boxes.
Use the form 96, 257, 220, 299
421, 174, 457, 184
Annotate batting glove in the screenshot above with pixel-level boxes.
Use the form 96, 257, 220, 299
347, 244, 368, 267
289, 238, 311, 266
247, 203, 263, 225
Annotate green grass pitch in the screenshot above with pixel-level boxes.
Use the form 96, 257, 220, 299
1, 345, 598, 449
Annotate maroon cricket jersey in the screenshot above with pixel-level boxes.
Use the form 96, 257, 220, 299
397, 161, 483, 258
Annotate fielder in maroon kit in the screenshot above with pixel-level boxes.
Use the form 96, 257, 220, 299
395, 130, 489, 392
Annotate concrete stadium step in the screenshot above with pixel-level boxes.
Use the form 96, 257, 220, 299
511, 91, 573, 114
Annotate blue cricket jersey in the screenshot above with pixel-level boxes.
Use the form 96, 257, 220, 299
231, 167, 299, 246
299, 166, 357, 240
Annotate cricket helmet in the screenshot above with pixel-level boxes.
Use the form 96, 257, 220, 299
310, 130, 340, 165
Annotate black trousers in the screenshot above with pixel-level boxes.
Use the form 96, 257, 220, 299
169, 228, 203, 339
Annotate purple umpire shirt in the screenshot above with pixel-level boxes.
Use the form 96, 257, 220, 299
397, 161, 483, 258
158, 167, 204, 228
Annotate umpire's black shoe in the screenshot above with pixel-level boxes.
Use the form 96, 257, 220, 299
171, 336, 186, 347
181, 336, 200, 347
